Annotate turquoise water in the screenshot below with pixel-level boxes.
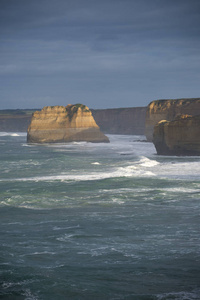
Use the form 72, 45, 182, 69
0, 133, 200, 299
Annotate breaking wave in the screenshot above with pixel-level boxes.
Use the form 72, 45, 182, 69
0, 159, 158, 183
0, 132, 27, 137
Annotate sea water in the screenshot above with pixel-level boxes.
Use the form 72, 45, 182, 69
0, 133, 200, 300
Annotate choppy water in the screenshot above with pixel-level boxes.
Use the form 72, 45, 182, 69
0, 132, 200, 299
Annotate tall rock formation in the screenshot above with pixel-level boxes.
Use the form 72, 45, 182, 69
27, 104, 109, 143
91, 107, 147, 135
145, 98, 200, 141
153, 115, 200, 156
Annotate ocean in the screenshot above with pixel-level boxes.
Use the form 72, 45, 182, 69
0, 132, 200, 300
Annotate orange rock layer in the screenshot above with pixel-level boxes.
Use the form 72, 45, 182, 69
145, 98, 200, 141
27, 104, 109, 143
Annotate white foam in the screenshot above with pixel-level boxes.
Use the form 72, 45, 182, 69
163, 187, 200, 193
0, 132, 26, 137
56, 234, 75, 242
11, 133, 20, 136
112, 197, 125, 204
21, 251, 56, 256
154, 160, 200, 179
138, 156, 160, 167
156, 289, 200, 300
1, 157, 199, 182
1, 163, 156, 183
1, 133, 200, 182
23, 289, 39, 300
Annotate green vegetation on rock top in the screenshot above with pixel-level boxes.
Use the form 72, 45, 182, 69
66, 103, 90, 120
73, 103, 89, 111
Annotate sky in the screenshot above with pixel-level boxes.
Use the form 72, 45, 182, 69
0, 0, 200, 109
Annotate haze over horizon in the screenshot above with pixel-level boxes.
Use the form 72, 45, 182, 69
1, 0, 200, 110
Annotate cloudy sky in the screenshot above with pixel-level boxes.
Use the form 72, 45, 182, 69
0, 0, 200, 109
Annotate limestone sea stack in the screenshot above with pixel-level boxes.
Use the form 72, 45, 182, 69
27, 104, 110, 143
153, 115, 200, 156
145, 98, 200, 141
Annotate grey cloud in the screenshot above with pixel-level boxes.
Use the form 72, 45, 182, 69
0, 0, 200, 109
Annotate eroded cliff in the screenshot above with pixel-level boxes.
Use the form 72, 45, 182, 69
27, 104, 109, 143
153, 115, 200, 156
91, 107, 147, 135
145, 98, 200, 141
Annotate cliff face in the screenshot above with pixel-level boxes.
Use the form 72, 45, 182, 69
27, 104, 109, 143
91, 107, 147, 135
153, 115, 200, 156
145, 98, 200, 141
0, 115, 31, 132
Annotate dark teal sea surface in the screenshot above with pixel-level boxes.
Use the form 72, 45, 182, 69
0, 133, 200, 299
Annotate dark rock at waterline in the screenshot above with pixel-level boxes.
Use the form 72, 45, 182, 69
153, 115, 200, 156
